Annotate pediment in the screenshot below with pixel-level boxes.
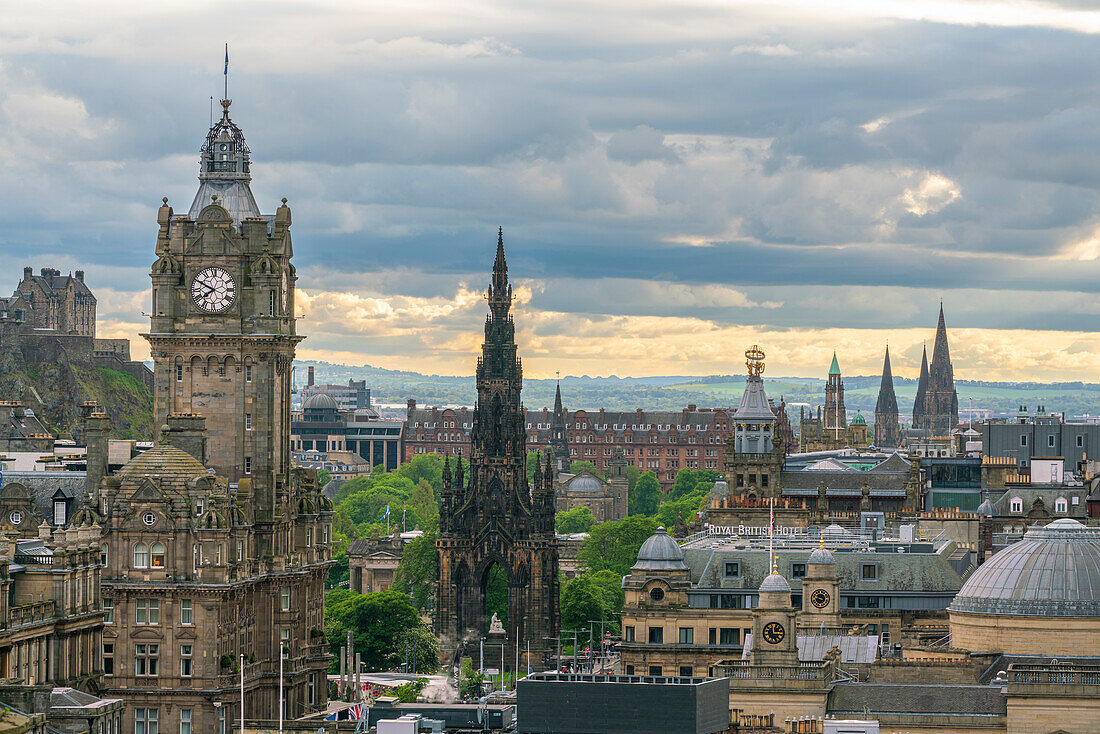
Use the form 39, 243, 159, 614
0, 482, 31, 501
130, 627, 164, 640
130, 478, 166, 503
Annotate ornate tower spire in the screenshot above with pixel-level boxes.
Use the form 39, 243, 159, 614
924, 303, 960, 434
549, 379, 569, 469
874, 345, 902, 448
823, 352, 846, 434
486, 226, 512, 320
187, 92, 261, 224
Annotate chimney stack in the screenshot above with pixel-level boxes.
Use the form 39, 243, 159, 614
82, 405, 110, 497
75, 270, 84, 282
22, 267, 32, 281
307, 366, 315, 387
165, 414, 208, 465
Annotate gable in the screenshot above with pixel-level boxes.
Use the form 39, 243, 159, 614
130, 478, 167, 503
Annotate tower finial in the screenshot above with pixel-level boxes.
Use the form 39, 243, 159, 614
223, 43, 229, 104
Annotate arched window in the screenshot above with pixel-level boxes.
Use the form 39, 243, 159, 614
1055, 498, 1068, 514
1010, 497, 1023, 514
134, 543, 149, 568
151, 542, 166, 568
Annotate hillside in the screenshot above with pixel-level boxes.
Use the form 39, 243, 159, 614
0, 346, 153, 440
299, 360, 1100, 418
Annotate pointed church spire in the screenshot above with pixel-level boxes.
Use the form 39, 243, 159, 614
874, 345, 901, 448
925, 303, 959, 434
554, 381, 563, 413
914, 345, 929, 427
829, 352, 841, 376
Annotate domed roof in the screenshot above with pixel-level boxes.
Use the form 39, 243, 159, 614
822, 524, 851, 537
760, 570, 791, 592
566, 475, 603, 493
808, 546, 835, 565
852, 410, 866, 426
116, 439, 212, 497
977, 499, 994, 517
950, 519, 1100, 617
633, 526, 688, 572
303, 393, 339, 411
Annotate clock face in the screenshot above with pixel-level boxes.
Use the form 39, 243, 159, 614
810, 588, 831, 609
191, 267, 236, 313
762, 622, 785, 645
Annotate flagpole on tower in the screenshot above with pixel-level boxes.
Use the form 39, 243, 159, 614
224, 43, 229, 101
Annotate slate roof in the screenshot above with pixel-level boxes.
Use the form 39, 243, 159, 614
733, 376, 775, 421
828, 683, 1006, 717
683, 546, 963, 594
742, 633, 879, 663
1, 471, 86, 521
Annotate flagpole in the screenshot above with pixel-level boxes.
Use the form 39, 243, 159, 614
239, 653, 245, 734
224, 43, 229, 101
278, 643, 285, 733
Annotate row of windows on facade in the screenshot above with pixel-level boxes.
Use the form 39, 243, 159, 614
130, 678, 316, 734
123, 529, 326, 570
107, 633, 301, 680
414, 420, 729, 432
1007, 496, 1073, 514
104, 590, 294, 627
716, 561, 879, 580
174, 363, 255, 382
623, 622, 891, 647
1018, 434, 1088, 448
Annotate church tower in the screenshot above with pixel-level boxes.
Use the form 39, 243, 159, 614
823, 352, 846, 436
549, 382, 569, 471
874, 345, 902, 448
725, 346, 783, 497
435, 229, 560, 666
145, 97, 299, 536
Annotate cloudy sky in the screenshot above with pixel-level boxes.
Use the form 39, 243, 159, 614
2, 0, 1100, 381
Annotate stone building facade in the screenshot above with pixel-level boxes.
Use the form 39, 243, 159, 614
553, 448, 629, 523
797, 355, 869, 452
435, 231, 559, 668
3, 268, 96, 337
82, 95, 334, 734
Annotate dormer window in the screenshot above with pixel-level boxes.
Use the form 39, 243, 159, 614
196, 500, 204, 516
53, 500, 67, 526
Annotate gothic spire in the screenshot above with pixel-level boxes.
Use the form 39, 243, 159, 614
554, 381, 563, 414
931, 302, 954, 382
874, 345, 901, 448
487, 226, 512, 319
914, 345, 929, 425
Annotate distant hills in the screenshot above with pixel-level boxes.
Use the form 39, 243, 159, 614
296, 361, 1100, 419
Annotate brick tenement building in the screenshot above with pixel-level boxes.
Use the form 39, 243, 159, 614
405, 399, 794, 489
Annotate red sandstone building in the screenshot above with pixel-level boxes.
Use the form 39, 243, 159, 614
404, 399, 793, 489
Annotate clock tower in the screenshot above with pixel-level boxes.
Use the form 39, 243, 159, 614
800, 543, 841, 629
144, 97, 299, 538
751, 564, 799, 667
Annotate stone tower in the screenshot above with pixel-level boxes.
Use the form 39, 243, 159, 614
751, 564, 799, 667
874, 345, 902, 448
823, 352, 846, 435
549, 382, 569, 471
145, 97, 299, 540
725, 346, 783, 497
914, 305, 959, 435
800, 544, 840, 630
435, 229, 560, 667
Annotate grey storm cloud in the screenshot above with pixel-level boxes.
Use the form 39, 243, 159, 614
2, 1, 1100, 345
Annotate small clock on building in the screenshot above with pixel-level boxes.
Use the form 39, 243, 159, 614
762, 622, 785, 645
810, 588, 831, 609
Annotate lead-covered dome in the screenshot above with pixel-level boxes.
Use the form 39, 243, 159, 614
950, 519, 1100, 617
632, 526, 688, 572
303, 393, 339, 412
808, 546, 835, 565
566, 475, 603, 493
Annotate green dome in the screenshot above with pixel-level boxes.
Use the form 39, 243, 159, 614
852, 410, 866, 425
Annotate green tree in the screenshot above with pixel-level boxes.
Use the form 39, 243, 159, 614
526, 451, 543, 485
392, 528, 439, 611
460, 657, 485, 698
555, 506, 598, 534
397, 454, 443, 497
587, 569, 626, 623
579, 515, 659, 576
396, 624, 441, 674
317, 469, 331, 488
327, 554, 350, 589
569, 461, 605, 480
393, 677, 428, 702
668, 468, 698, 501
324, 589, 424, 672
408, 479, 439, 532
560, 574, 607, 631
655, 485, 709, 530
629, 472, 661, 517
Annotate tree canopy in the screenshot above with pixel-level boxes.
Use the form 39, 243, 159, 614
555, 506, 599, 534
578, 515, 659, 577
628, 471, 661, 517
324, 589, 426, 673
392, 528, 439, 611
